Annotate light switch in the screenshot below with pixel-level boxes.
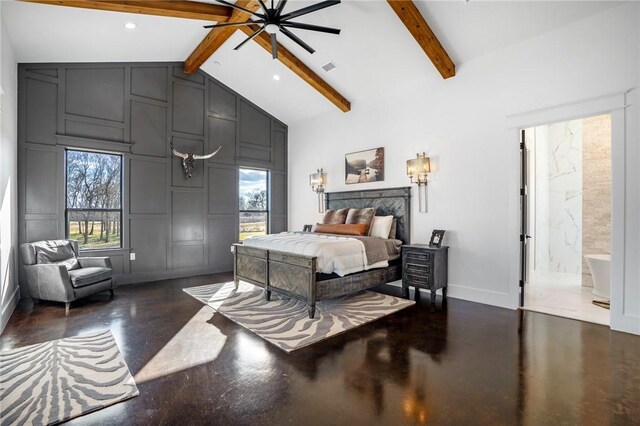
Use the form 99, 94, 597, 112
130, 252, 136, 261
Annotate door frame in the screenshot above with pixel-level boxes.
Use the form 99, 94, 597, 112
506, 91, 629, 331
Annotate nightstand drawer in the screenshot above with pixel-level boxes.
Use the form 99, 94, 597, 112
405, 273, 431, 286
404, 250, 432, 264
405, 263, 432, 277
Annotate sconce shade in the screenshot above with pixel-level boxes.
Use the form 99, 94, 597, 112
309, 169, 327, 191
406, 153, 431, 184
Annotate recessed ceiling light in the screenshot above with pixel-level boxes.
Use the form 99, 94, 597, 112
124, 22, 137, 30
273, 74, 280, 81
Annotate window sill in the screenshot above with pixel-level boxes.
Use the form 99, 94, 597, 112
78, 248, 129, 255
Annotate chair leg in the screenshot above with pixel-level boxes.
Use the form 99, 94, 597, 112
109, 289, 115, 298
65, 302, 71, 315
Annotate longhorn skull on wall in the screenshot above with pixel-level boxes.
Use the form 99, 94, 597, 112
171, 143, 222, 179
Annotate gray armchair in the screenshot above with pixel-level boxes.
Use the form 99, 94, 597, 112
20, 239, 115, 313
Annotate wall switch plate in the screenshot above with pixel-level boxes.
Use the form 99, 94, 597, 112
130, 252, 136, 261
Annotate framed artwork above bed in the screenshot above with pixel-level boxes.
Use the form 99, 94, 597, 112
345, 147, 384, 184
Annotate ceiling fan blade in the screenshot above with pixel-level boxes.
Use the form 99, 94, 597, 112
280, 0, 340, 21
279, 26, 315, 54
214, 0, 266, 19
270, 33, 278, 59
203, 20, 264, 29
280, 21, 340, 35
274, 0, 288, 17
256, 0, 269, 14
234, 25, 265, 50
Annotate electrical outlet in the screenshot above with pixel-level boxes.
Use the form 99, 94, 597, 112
130, 252, 136, 261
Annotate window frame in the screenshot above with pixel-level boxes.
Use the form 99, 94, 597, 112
238, 167, 270, 240
64, 148, 124, 251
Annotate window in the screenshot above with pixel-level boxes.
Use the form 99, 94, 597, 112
65, 150, 122, 250
239, 168, 269, 241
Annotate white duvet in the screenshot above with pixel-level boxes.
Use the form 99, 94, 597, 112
242, 232, 387, 277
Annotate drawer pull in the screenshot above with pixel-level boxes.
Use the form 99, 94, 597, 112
405, 273, 430, 284
406, 263, 431, 272
405, 252, 431, 262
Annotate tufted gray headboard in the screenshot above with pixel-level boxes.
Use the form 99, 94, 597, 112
325, 187, 411, 244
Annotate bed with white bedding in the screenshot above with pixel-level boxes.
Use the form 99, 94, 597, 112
242, 232, 401, 276
232, 187, 411, 318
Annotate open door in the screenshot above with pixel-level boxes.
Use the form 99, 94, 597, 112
519, 129, 530, 307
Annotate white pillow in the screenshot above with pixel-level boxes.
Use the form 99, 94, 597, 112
369, 215, 394, 239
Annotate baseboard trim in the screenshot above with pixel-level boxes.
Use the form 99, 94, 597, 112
115, 266, 232, 286
446, 284, 515, 310
1, 286, 21, 335
385, 280, 516, 310
611, 314, 640, 335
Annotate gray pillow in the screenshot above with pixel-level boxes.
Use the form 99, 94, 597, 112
346, 208, 376, 235
36, 241, 80, 271
388, 218, 398, 239
322, 208, 349, 225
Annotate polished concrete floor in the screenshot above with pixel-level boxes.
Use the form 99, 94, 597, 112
524, 281, 610, 326
2, 273, 639, 425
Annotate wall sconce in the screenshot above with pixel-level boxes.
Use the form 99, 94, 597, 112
406, 152, 431, 213
309, 168, 327, 213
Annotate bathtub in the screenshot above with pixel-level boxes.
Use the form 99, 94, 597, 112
585, 254, 611, 300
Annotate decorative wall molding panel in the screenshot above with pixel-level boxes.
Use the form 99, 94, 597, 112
18, 62, 287, 286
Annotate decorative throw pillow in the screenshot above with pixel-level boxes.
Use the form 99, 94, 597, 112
321, 208, 349, 225
388, 218, 398, 240
345, 208, 376, 235
369, 216, 394, 239
314, 223, 368, 236
36, 241, 80, 271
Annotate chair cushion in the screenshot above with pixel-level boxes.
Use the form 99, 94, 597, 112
36, 240, 79, 271
68, 267, 112, 288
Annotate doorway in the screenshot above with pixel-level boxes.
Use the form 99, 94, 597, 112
520, 114, 612, 326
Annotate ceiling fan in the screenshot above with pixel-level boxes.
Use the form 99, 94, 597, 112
203, 0, 341, 59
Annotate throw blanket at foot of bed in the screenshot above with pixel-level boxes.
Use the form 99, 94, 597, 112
242, 232, 400, 276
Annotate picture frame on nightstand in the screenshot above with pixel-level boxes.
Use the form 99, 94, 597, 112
303, 224, 313, 232
429, 230, 445, 248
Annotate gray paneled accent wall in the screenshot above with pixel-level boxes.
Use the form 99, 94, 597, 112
18, 62, 287, 287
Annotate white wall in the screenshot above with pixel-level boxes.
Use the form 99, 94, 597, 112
288, 3, 640, 333
0, 6, 20, 333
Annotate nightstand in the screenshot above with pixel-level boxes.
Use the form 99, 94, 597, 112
401, 244, 449, 303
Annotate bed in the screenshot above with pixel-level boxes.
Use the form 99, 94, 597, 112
231, 187, 411, 318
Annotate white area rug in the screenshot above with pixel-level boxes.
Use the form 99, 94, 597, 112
0, 330, 139, 425
184, 281, 415, 352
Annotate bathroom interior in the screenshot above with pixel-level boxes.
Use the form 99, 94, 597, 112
523, 113, 611, 326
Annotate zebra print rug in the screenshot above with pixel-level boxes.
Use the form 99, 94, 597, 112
0, 330, 139, 425
184, 281, 415, 352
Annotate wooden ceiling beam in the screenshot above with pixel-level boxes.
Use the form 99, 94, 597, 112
20, 0, 234, 22
240, 25, 351, 113
183, 0, 260, 73
387, 0, 455, 79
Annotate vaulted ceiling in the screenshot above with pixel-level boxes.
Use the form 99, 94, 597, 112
2, 0, 622, 124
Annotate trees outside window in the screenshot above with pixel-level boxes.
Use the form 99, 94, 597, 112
65, 150, 122, 250
239, 169, 269, 241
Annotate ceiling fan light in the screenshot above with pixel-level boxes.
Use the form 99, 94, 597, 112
265, 23, 279, 34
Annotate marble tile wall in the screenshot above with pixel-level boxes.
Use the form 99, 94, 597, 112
581, 114, 611, 287
533, 119, 583, 283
